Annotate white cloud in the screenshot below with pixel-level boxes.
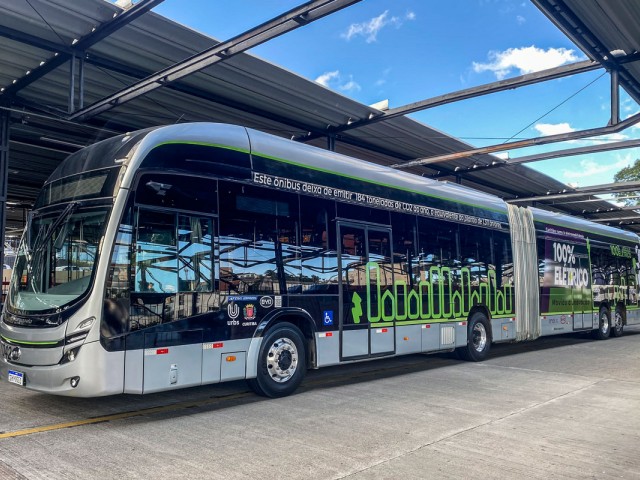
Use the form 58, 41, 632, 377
516, 15, 526, 25
315, 71, 339, 87
406, 11, 416, 21
534, 122, 575, 136
589, 132, 628, 142
315, 70, 360, 93
535, 124, 630, 146
472, 46, 582, 80
624, 110, 640, 131
342, 10, 407, 43
622, 97, 635, 113
563, 157, 631, 180
374, 68, 391, 87
339, 79, 361, 93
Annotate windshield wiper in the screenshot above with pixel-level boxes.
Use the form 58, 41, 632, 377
28, 202, 81, 293
32, 202, 80, 255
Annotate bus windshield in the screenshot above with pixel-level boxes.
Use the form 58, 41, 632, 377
7, 204, 110, 314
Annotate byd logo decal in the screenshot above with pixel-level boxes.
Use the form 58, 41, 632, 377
260, 297, 274, 308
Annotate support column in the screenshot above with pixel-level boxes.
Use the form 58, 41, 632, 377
78, 54, 85, 110
0, 109, 9, 291
610, 69, 620, 126
327, 135, 336, 152
69, 53, 77, 114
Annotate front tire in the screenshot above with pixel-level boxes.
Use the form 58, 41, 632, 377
611, 306, 624, 338
248, 322, 306, 398
457, 312, 491, 362
592, 307, 611, 340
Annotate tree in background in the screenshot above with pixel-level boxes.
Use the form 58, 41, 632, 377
614, 159, 640, 205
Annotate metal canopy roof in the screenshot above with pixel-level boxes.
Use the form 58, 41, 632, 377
0, 0, 639, 235
534, 0, 640, 106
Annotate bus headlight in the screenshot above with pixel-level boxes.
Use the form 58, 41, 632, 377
62, 347, 81, 364
75, 317, 95, 331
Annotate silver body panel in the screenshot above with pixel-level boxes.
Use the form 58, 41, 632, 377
0, 341, 124, 397
627, 309, 640, 325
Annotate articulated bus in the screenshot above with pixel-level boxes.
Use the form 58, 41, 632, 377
1, 123, 639, 397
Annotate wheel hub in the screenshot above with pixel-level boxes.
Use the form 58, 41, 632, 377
266, 338, 298, 383
278, 350, 293, 370
600, 312, 610, 334
472, 322, 487, 352
614, 312, 623, 329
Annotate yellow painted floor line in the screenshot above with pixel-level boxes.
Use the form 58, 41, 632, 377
0, 358, 435, 440
0, 391, 252, 440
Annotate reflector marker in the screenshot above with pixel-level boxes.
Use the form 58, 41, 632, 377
318, 332, 333, 338
144, 348, 170, 356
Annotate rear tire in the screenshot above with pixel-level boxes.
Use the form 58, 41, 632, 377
457, 312, 491, 362
611, 306, 624, 338
592, 307, 611, 340
247, 322, 306, 398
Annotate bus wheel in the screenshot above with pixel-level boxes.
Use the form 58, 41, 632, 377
457, 312, 491, 362
248, 322, 306, 398
592, 307, 611, 340
611, 307, 624, 338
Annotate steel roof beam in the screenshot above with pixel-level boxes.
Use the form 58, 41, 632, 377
428, 137, 640, 178
591, 215, 640, 223
552, 195, 640, 205
80, 54, 337, 138
294, 59, 601, 142
581, 204, 640, 216
508, 180, 640, 203
313, 52, 640, 144
0, 0, 165, 98
391, 110, 640, 169
68, 0, 361, 122
0, 25, 72, 54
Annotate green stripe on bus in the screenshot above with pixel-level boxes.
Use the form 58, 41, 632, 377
1, 335, 59, 346
153, 141, 250, 154
149, 140, 508, 216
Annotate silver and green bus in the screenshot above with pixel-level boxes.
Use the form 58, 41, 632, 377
1, 123, 638, 397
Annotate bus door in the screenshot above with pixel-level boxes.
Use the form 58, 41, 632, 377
338, 222, 395, 360
572, 242, 592, 330
130, 208, 216, 393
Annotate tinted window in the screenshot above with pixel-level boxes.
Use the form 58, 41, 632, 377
135, 174, 218, 214
218, 182, 298, 295
337, 202, 390, 225
299, 197, 338, 294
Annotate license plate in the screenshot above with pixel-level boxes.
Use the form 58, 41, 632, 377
7, 370, 24, 386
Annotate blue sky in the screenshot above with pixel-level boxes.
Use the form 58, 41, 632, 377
153, 0, 640, 191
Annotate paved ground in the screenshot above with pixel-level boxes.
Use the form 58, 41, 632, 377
1, 327, 639, 479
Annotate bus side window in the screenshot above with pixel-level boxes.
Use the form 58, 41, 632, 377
132, 209, 177, 327
391, 212, 416, 286
218, 182, 297, 295
177, 215, 213, 292
300, 196, 337, 294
